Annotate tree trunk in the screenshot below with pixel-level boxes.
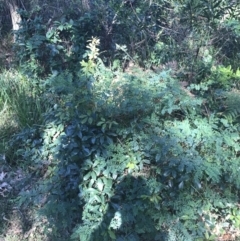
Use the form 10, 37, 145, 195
8, 0, 22, 41
82, 0, 90, 11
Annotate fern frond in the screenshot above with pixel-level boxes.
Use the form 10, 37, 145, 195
224, 90, 240, 120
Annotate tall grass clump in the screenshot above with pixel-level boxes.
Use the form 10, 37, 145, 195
0, 70, 49, 130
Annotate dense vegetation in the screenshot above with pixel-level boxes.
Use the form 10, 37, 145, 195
0, 0, 240, 240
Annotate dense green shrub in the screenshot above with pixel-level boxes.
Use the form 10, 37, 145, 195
214, 19, 240, 69
5, 38, 240, 240
1, 1, 240, 240
12, 0, 240, 79
15, 14, 91, 75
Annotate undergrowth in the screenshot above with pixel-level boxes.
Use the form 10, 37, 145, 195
0, 38, 239, 241
0, 1, 240, 240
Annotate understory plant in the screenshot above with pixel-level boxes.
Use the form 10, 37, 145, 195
0, 0, 240, 240
3, 38, 239, 241
0, 70, 49, 129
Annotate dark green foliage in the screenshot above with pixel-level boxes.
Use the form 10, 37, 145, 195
213, 19, 240, 69
223, 91, 240, 125
12, 0, 240, 78
1, 1, 240, 240
5, 46, 240, 240
15, 14, 95, 76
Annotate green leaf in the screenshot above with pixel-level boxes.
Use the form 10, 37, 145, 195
46, 30, 54, 39
108, 229, 116, 240
163, 170, 171, 177
194, 179, 202, 189
83, 172, 91, 181
58, 25, 64, 31
126, 162, 135, 169
93, 194, 102, 203
96, 179, 104, 192
143, 159, 150, 164
91, 171, 97, 181
88, 117, 93, 124
81, 117, 88, 124
181, 215, 190, 220
103, 178, 112, 188
155, 153, 161, 162
178, 181, 184, 189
